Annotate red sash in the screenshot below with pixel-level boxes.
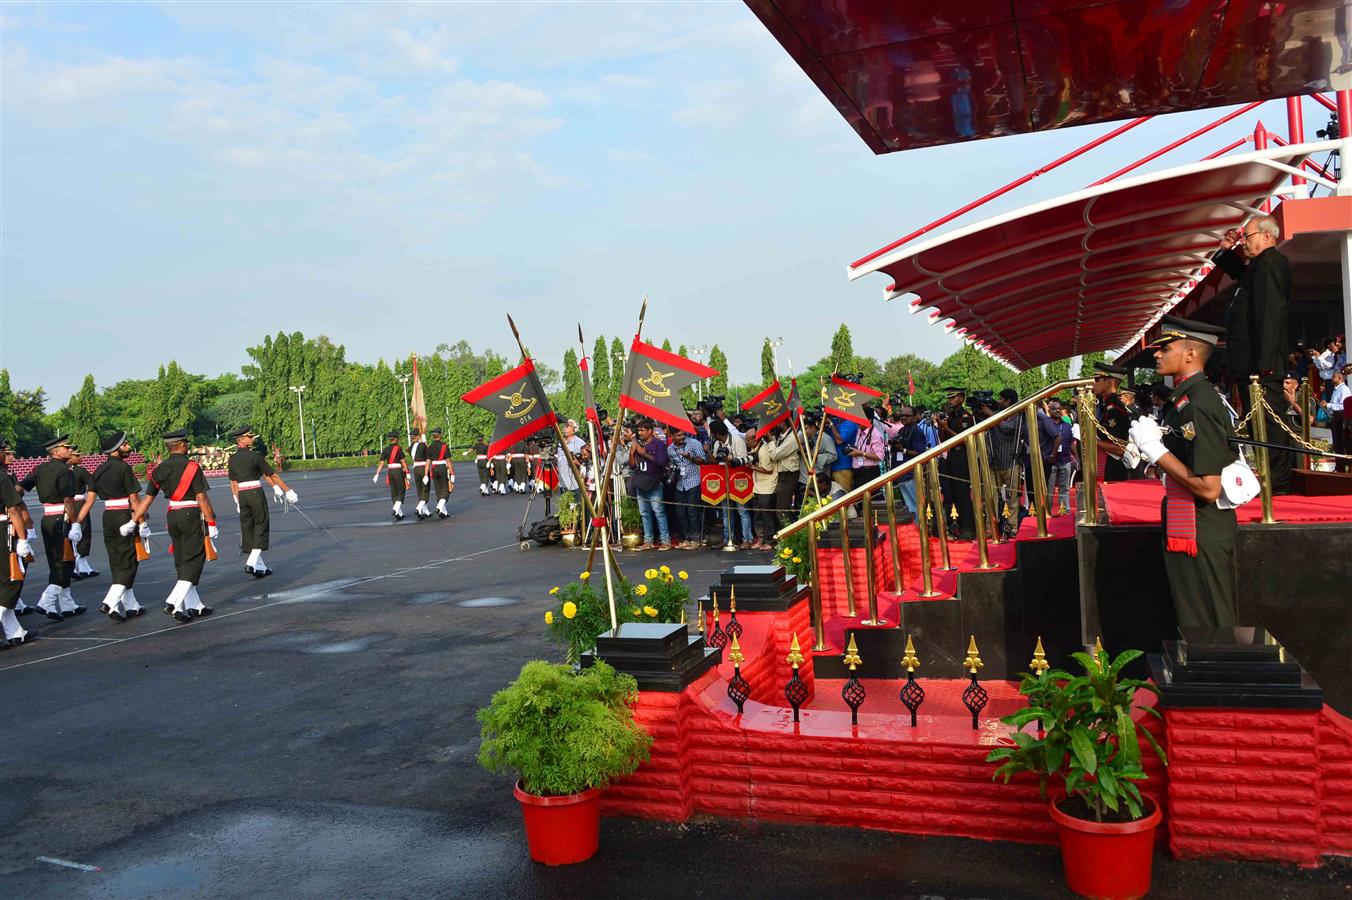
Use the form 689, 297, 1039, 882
386, 446, 402, 486
1163, 475, 1197, 557
169, 461, 201, 502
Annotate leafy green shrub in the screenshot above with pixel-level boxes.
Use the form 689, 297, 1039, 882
556, 491, 579, 532
620, 493, 641, 533
477, 659, 652, 796
282, 456, 379, 472
544, 573, 639, 664
773, 494, 826, 583
987, 646, 1167, 823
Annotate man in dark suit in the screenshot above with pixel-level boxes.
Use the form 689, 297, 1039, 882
1215, 215, 1292, 493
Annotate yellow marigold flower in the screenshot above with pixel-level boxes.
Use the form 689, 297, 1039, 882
549, 586, 559, 595
644, 568, 658, 580
635, 584, 648, 596
544, 611, 554, 625
579, 571, 591, 580
644, 606, 658, 617
781, 547, 792, 558
631, 607, 642, 616
678, 571, 688, 580
562, 601, 578, 619
660, 565, 670, 575
792, 556, 802, 564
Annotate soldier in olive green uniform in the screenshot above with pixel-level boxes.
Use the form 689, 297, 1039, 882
426, 427, 455, 518
91, 432, 147, 620
19, 435, 85, 619
1, 438, 36, 646
470, 436, 491, 496
1129, 317, 1239, 629
134, 429, 218, 622
228, 426, 297, 577
372, 431, 409, 519
68, 450, 100, 578
1091, 361, 1133, 482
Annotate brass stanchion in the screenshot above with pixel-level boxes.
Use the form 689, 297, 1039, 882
975, 431, 1000, 543
1249, 376, 1276, 524
968, 434, 997, 569
807, 521, 826, 651
913, 465, 940, 598
883, 481, 903, 596
1025, 403, 1050, 538
860, 486, 884, 625
838, 506, 858, 617
1299, 377, 1312, 469
1077, 388, 1099, 525
925, 459, 954, 570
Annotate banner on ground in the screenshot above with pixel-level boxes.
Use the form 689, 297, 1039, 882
461, 358, 557, 457
619, 337, 719, 434
823, 374, 883, 427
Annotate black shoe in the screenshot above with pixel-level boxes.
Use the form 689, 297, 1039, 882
99, 604, 111, 615
198, 606, 213, 617
163, 604, 175, 616
85, 570, 100, 578
172, 611, 191, 623
129, 608, 146, 617
7, 635, 30, 647
108, 609, 127, 622
70, 606, 86, 617
45, 610, 63, 622
438, 511, 448, 519
16, 606, 33, 616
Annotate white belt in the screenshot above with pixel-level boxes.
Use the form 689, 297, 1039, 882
432, 460, 449, 466
104, 498, 131, 509
475, 455, 487, 461
387, 463, 403, 469
168, 500, 199, 510
413, 461, 428, 467
43, 503, 66, 516
237, 480, 262, 490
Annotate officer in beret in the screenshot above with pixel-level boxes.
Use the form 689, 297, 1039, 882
19, 435, 85, 619
91, 431, 148, 620
133, 429, 217, 622
1129, 316, 1238, 628
373, 430, 409, 519
228, 426, 298, 577
1, 438, 35, 646
1091, 361, 1134, 482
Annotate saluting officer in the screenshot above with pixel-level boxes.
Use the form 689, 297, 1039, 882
470, 435, 491, 496
1, 438, 36, 646
426, 427, 455, 518
409, 429, 432, 519
373, 430, 409, 519
19, 435, 86, 619
228, 426, 298, 578
134, 429, 217, 622
68, 449, 100, 579
92, 432, 148, 620
1129, 317, 1239, 628
1091, 361, 1133, 482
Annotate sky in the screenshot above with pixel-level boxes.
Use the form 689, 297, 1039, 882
1, 1, 1337, 406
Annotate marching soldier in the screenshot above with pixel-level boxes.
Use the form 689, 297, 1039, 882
92, 432, 148, 620
426, 427, 455, 518
134, 429, 217, 622
1092, 361, 1133, 482
373, 430, 409, 519
68, 449, 100, 579
469, 435, 491, 496
19, 435, 85, 619
489, 445, 509, 495
409, 429, 432, 519
1129, 317, 1239, 628
509, 440, 530, 494
1, 439, 35, 646
228, 426, 298, 578
936, 387, 976, 539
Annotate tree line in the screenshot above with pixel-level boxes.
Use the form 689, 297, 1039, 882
0, 326, 1110, 457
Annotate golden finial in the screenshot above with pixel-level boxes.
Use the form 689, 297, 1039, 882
950, 504, 959, 521
712, 593, 720, 623
786, 633, 804, 670
901, 634, 920, 673
729, 633, 744, 667
680, 607, 687, 625
697, 600, 704, 634
1030, 636, 1050, 675
843, 634, 862, 671
963, 635, 984, 674
729, 585, 736, 614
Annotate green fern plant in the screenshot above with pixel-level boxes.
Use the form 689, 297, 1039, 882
478, 660, 653, 797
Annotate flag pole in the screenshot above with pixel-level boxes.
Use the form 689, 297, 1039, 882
579, 323, 619, 631
786, 358, 821, 505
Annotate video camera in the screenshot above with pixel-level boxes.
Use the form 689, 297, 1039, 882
698, 394, 725, 414
966, 389, 996, 411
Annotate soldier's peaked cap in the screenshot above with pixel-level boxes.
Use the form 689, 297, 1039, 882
942, 386, 965, 396
1148, 316, 1224, 349
430, 427, 443, 436
44, 434, 72, 451
230, 425, 256, 439
100, 431, 129, 454
162, 428, 190, 443
1092, 361, 1129, 377
385, 430, 401, 439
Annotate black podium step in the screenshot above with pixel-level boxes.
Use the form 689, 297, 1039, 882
582, 622, 722, 692
1149, 627, 1324, 710
704, 564, 809, 612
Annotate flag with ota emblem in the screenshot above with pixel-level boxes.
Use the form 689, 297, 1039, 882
822, 374, 883, 427
461, 358, 557, 457
699, 465, 727, 505
787, 378, 804, 424
619, 337, 719, 434
741, 380, 791, 440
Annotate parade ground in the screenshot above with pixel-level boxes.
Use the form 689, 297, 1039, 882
0, 469, 1346, 899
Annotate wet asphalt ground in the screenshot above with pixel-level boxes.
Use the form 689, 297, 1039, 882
2, 469, 1349, 898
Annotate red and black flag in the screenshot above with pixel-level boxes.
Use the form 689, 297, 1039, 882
619, 337, 718, 434
461, 358, 557, 457
822, 374, 883, 427
579, 354, 599, 428
741, 380, 791, 440
786, 378, 804, 425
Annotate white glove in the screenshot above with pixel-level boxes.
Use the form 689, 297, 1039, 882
234, 498, 240, 513
422, 476, 429, 485
68, 522, 83, 543
285, 489, 298, 503
273, 484, 284, 499
1128, 417, 1168, 464
1121, 443, 1143, 470
139, 522, 152, 538
208, 523, 219, 540
26, 527, 36, 541
15, 538, 32, 558
118, 519, 138, 537
373, 471, 381, 484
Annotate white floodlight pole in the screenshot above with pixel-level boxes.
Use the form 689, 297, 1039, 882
289, 385, 308, 460
398, 374, 412, 443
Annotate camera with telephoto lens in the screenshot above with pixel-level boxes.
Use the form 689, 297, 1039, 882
967, 389, 995, 411
699, 395, 725, 414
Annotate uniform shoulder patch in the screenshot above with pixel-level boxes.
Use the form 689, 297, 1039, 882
1181, 422, 1195, 440
1174, 395, 1190, 411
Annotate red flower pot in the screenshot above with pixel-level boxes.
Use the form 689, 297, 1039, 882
513, 781, 601, 865
1049, 795, 1161, 900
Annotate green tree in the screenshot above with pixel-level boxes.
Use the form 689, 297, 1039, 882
678, 345, 697, 408
829, 325, 854, 369
590, 336, 610, 414
64, 374, 102, 453
1016, 366, 1046, 403
0, 369, 20, 448
1046, 358, 1072, 389
760, 338, 775, 384
0, 370, 54, 455
936, 345, 1016, 396
609, 338, 626, 406
1078, 352, 1106, 379
560, 349, 582, 422
881, 354, 940, 408
708, 345, 729, 398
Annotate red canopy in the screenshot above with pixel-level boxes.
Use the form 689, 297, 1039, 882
746, 0, 1348, 154
846, 141, 1340, 371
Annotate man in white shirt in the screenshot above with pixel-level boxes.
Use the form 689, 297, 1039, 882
1324, 365, 1351, 471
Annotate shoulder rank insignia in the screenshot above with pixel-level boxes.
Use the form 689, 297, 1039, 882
1181, 422, 1195, 440
1174, 395, 1190, 411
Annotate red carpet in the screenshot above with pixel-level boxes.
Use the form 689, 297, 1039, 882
1102, 480, 1352, 526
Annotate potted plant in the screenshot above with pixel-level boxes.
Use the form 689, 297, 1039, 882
619, 494, 642, 550
477, 659, 652, 865
987, 646, 1168, 900
556, 492, 579, 547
